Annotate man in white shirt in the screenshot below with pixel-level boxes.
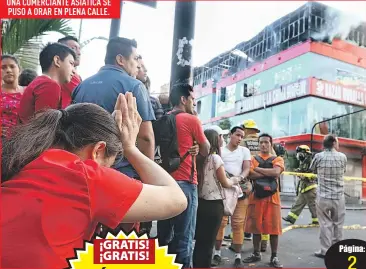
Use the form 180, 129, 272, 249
212, 126, 251, 268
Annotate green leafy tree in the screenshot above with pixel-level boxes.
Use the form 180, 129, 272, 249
2, 19, 74, 69
218, 118, 231, 130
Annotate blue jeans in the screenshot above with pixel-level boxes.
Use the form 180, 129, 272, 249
157, 181, 198, 268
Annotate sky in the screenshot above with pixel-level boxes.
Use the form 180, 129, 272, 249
43, 1, 366, 95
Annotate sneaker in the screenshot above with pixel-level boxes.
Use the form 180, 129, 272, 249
270, 256, 283, 268
224, 234, 232, 240
234, 258, 242, 268
243, 253, 261, 263
228, 245, 236, 252
314, 250, 325, 258
211, 255, 222, 267
244, 234, 252, 241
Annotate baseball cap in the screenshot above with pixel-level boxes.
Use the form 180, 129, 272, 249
206, 125, 230, 135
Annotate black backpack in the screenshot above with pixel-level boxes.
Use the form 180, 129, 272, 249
252, 155, 278, 199
153, 110, 194, 180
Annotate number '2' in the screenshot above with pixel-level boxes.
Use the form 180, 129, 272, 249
348, 256, 357, 269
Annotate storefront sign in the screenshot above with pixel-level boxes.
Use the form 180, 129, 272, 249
313, 79, 366, 107
336, 69, 366, 91
235, 79, 308, 114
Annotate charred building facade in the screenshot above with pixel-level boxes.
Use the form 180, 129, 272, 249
193, 1, 366, 86
193, 1, 366, 180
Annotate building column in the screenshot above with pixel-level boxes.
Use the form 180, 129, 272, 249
362, 147, 366, 201
109, 2, 124, 39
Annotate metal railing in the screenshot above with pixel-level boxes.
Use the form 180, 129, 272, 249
310, 108, 366, 152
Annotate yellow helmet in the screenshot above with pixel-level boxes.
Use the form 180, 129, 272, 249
242, 119, 260, 133
296, 145, 311, 154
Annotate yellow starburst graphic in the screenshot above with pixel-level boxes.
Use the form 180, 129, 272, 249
68, 231, 182, 269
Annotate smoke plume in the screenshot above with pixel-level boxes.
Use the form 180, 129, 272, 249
311, 6, 362, 43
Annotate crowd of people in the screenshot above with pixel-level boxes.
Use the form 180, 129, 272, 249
1, 35, 348, 269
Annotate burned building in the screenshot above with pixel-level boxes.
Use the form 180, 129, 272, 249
194, 1, 366, 182
193, 1, 366, 86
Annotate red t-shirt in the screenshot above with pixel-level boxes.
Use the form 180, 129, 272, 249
18, 75, 62, 123
1, 149, 143, 268
171, 113, 207, 184
61, 73, 81, 108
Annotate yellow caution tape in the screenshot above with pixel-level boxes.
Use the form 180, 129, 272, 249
282, 224, 366, 234
223, 225, 365, 240
282, 171, 366, 182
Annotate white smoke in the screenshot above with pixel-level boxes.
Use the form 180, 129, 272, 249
312, 6, 363, 43
212, 72, 222, 83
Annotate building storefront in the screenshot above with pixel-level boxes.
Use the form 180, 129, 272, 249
230, 97, 365, 140
207, 77, 366, 142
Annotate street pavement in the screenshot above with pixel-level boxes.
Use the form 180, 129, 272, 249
149, 202, 366, 268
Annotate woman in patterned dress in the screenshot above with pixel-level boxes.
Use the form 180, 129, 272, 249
1, 55, 24, 138
193, 128, 240, 268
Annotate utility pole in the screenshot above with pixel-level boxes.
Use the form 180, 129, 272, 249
169, 1, 196, 92
109, 2, 124, 39
78, 19, 83, 41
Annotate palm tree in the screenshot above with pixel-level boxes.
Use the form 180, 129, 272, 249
2, 19, 75, 69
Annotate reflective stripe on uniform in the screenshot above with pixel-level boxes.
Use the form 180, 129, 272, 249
300, 184, 317, 193
288, 212, 299, 220
312, 218, 318, 222
261, 234, 269, 240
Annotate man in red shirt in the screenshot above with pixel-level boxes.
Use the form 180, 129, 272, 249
18, 43, 76, 123
58, 36, 82, 108
157, 83, 210, 268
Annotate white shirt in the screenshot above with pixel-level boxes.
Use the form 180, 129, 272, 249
221, 145, 251, 176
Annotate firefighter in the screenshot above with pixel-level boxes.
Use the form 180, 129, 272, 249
282, 145, 319, 225
240, 119, 270, 252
